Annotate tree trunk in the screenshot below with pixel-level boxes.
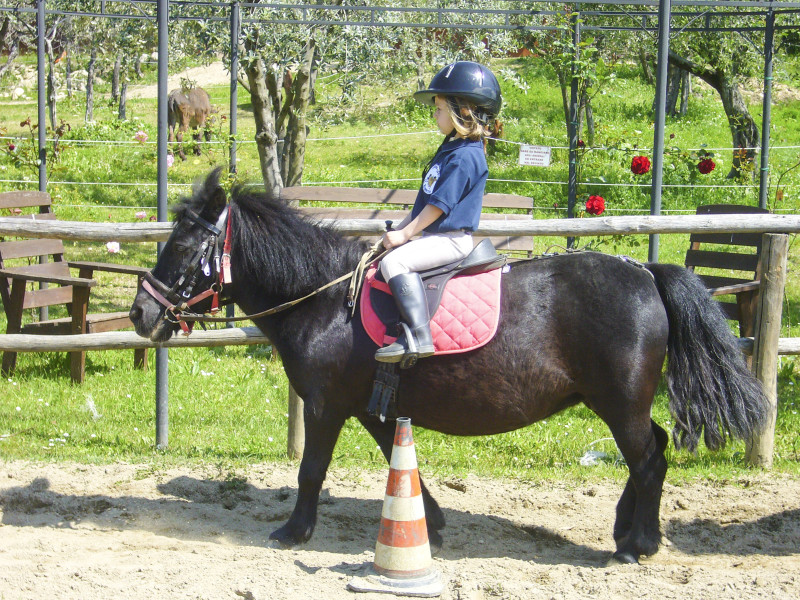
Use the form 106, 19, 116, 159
118, 80, 127, 120
665, 64, 681, 116
46, 49, 57, 130
583, 95, 595, 147
274, 69, 291, 138
309, 46, 319, 105
65, 53, 73, 99
668, 50, 759, 179
134, 54, 143, 79
111, 53, 121, 102
664, 66, 690, 117
0, 40, 19, 80
416, 33, 428, 91
0, 16, 9, 50
245, 56, 283, 196
282, 39, 315, 187
85, 48, 96, 122
269, 68, 289, 167
638, 47, 654, 85
0, 16, 15, 79
718, 80, 760, 178
679, 70, 690, 115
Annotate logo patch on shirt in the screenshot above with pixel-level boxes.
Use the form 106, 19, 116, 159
423, 163, 441, 194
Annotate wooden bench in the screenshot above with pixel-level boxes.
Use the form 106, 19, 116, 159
0, 190, 150, 383
684, 204, 768, 337
281, 186, 537, 256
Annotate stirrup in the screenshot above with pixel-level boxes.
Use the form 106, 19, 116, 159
374, 322, 414, 363
374, 342, 406, 363
398, 323, 434, 369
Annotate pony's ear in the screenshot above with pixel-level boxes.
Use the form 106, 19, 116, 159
204, 167, 227, 210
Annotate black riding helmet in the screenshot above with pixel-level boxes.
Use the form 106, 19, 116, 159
414, 61, 502, 122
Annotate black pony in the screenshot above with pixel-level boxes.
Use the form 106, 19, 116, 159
130, 170, 767, 564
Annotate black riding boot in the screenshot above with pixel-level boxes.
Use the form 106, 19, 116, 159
375, 272, 435, 366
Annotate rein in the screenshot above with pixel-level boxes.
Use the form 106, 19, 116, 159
143, 204, 387, 333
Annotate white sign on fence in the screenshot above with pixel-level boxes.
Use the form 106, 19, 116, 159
518, 145, 552, 167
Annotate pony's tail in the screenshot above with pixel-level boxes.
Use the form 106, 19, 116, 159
646, 263, 769, 453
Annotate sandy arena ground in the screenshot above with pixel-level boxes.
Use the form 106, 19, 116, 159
1, 461, 798, 600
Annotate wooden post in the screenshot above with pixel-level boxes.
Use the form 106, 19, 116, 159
287, 386, 305, 459
746, 233, 789, 468
284, 194, 305, 460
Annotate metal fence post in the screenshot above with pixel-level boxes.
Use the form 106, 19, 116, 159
155, 0, 170, 449
649, 0, 672, 263
566, 9, 580, 249
35, 0, 50, 321
36, 0, 47, 192
229, 1, 240, 174
758, 8, 775, 211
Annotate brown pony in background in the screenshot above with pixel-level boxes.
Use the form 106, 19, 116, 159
167, 87, 212, 160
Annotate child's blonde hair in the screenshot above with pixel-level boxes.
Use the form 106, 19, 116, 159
444, 96, 492, 141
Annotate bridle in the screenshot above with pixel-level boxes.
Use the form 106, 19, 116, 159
141, 206, 232, 334
141, 204, 388, 334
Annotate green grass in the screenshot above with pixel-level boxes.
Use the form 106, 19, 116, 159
1, 56, 800, 484
2, 346, 799, 484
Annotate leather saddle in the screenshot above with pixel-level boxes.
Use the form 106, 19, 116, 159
371, 238, 507, 325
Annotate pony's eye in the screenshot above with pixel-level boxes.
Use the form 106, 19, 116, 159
173, 242, 192, 254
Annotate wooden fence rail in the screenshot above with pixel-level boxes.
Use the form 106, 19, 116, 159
0, 330, 798, 355
2, 213, 800, 241
0, 327, 270, 351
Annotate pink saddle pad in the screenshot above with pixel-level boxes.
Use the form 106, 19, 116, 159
360, 264, 502, 355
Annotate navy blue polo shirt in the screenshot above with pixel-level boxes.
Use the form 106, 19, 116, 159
410, 138, 488, 234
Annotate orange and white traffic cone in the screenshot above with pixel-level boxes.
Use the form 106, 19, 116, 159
348, 417, 443, 597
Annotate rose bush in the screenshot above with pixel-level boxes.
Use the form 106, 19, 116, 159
585, 195, 605, 215
631, 155, 651, 175
698, 158, 716, 174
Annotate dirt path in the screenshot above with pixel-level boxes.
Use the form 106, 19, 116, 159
128, 61, 232, 99
1, 461, 798, 599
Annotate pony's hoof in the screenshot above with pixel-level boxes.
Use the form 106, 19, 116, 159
269, 524, 310, 548
608, 551, 639, 566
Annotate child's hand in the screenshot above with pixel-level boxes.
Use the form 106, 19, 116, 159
382, 229, 410, 249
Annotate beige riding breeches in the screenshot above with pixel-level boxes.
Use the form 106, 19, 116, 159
380, 231, 474, 281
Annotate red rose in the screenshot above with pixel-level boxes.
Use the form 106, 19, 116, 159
7, 143, 15, 152
585, 195, 605, 216
577, 139, 585, 148
698, 158, 716, 174
631, 155, 651, 175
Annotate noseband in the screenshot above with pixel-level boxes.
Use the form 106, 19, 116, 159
142, 206, 232, 334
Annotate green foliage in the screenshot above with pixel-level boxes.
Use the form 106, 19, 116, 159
1, 118, 41, 173
1, 43, 799, 482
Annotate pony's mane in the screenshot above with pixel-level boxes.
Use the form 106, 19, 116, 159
174, 173, 369, 300
234, 185, 367, 292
